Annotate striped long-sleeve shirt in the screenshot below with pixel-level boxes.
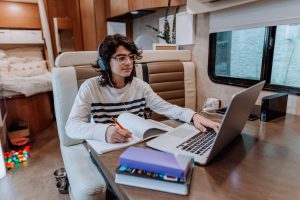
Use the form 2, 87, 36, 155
65, 76, 196, 142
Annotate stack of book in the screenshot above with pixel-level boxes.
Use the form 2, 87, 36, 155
115, 147, 194, 195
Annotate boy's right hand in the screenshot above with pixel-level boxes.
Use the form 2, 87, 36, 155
106, 125, 132, 143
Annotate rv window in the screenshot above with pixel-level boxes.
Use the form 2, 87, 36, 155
271, 24, 300, 88
214, 28, 264, 80
209, 24, 300, 95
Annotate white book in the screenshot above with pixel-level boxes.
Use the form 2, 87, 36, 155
87, 113, 173, 154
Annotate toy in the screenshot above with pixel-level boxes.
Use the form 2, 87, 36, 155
4, 145, 31, 169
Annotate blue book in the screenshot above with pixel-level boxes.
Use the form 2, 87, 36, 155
119, 147, 193, 180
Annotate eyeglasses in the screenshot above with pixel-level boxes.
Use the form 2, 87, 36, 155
111, 54, 137, 64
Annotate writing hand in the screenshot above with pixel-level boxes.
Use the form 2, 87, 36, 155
106, 125, 132, 143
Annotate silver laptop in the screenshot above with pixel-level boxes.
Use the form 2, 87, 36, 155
147, 81, 265, 165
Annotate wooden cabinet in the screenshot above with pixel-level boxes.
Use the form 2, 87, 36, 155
79, 0, 98, 50
129, 0, 186, 12
3, 93, 53, 136
44, 0, 75, 56
53, 17, 74, 54
79, 0, 107, 50
0, 1, 41, 29
55, 18, 72, 30
105, 0, 186, 18
45, 0, 107, 54
105, 0, 129, 19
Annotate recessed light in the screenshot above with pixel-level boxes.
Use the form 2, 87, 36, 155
130, 11, 139, 15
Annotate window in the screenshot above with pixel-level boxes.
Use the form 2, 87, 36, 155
209, 23, 300, 94
271, 24, 300, 88
215, 28, 265, 80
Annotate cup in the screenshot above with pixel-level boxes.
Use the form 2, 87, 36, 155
56, 177, 69, 194
53, 168, 67, 182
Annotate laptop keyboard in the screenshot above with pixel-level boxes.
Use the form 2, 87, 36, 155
176, 128, 217, 156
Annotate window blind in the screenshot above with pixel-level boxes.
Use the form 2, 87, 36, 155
209, 0, 300, 33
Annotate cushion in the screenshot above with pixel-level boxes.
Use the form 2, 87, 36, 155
0, 60, 9, 72
25, 56, 43, 62
0, 49, 6, 59
7, 56, 27, 64
9, 60, 47, 77
8, 56, 42, 64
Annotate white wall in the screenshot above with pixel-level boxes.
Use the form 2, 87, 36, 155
133, 7, 185, 50
133, 7, 300, 116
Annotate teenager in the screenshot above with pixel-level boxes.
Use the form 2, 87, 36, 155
66, 34, 220, 143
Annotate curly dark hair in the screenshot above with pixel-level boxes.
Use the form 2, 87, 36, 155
96, 34, 142, 87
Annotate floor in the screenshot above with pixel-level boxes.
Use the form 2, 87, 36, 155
0, 122, 70, 200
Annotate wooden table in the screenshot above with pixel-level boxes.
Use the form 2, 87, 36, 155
90, 114, 300, 200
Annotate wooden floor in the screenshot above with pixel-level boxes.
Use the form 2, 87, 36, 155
0, 121, 70, 200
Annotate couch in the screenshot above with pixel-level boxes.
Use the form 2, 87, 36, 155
52, 50, 196, 200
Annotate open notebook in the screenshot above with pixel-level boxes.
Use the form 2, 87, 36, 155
87, 113, 173, 154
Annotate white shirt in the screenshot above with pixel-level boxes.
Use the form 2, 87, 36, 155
66, 77, 195, 142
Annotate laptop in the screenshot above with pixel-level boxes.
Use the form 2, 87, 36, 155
147, 81, 265, 165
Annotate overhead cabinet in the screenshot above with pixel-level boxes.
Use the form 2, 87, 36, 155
105, 0, 186, 18
129, 0, 186, 11
105, 0, 129, 18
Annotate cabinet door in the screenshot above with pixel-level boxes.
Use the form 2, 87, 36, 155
105, 0, 129, 18
129, 0, 186, 11
106, 0, 186, 18
129, 0, 166, 11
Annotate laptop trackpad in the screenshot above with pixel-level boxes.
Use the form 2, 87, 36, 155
169, 127, 195, 138
147, 124, 199, 152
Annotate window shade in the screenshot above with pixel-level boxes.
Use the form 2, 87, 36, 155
209, 0, 300, 33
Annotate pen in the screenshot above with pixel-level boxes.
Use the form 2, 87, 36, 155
111, 117, 132, 139
111, 117, 125, 130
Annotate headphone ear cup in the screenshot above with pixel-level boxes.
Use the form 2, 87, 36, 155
98, 57, 108, 71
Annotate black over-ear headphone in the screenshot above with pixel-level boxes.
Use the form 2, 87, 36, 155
97, 44, 109, 72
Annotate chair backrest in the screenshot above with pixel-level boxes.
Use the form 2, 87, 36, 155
52, 52, 99, 146
135, 51, 196, 120
52, 50, 196, 146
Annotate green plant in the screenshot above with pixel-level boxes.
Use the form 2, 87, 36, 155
146, 0, 179, 44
